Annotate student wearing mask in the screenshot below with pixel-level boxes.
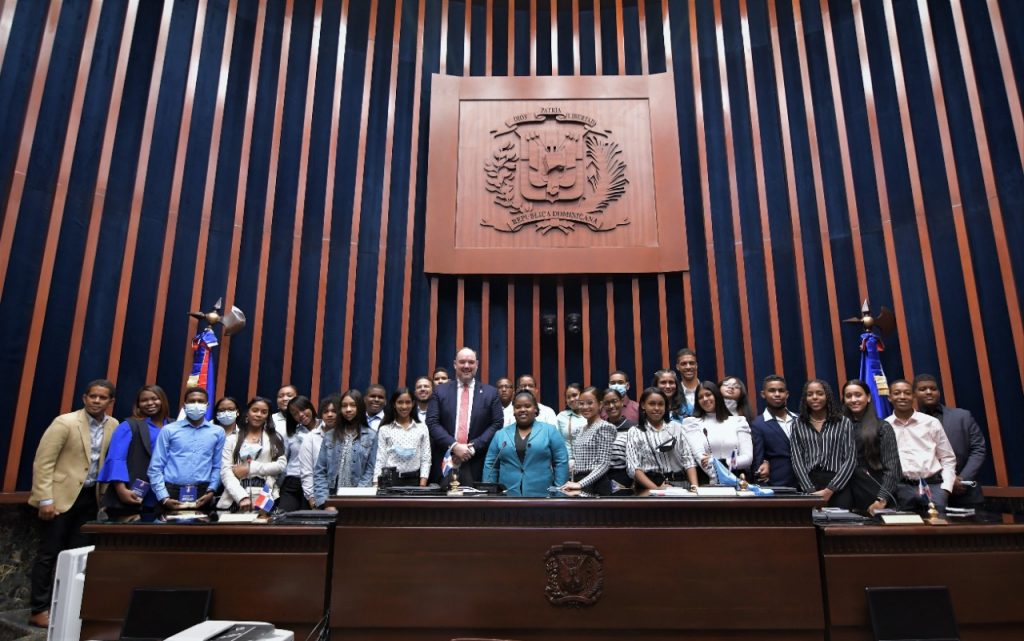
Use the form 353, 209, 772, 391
373, 388, 431, 487
606, 371, 639, 423
213, 397, 241, 437
149, 386, 225, 512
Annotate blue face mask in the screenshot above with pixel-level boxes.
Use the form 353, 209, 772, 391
608, 383, 628, 396
184, 403, 208, 421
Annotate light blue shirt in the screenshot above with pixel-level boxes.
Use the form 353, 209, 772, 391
148, 419, 225, 501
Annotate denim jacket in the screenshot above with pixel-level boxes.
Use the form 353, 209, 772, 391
313, 425, 377, 506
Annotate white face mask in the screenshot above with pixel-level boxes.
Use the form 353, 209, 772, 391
184, 403, 208, 421
608, 383, 628, 396
216, 410, 237, 426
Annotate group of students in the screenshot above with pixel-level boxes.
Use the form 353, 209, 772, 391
24, 346, 987, 628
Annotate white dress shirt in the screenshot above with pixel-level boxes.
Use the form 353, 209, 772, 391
887, 411, 957, 493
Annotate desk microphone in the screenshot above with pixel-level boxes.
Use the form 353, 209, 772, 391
486, 441, 507, 477
860, 468, 898, 509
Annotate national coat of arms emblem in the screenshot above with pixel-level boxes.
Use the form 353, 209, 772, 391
543, 541, 604, 607
483, 107, 629, 234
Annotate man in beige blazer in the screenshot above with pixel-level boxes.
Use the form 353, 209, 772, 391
27, 379, 117, 628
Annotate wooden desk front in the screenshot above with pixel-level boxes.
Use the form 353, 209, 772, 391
819, 523, 1024, 641
328, 496, 825, 641
79, 522, 331, 640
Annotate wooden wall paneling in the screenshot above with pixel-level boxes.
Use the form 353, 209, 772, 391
338, 0, 379, 392
549, 0, 557, 75
986, 0, 1023, 171
571, 0, 579, 73
738, 0, 782, 374
613, 0, 624, 74
0, 0, 62, 302
507, 279, 515, 379
0, 0, 17, 72
507, 0, 514, 74
283, 0, 324, 384
683, 272, 693, 349
183, 0, 239, 397
481, 280, 490, 380
605, 278, 616, 372
915, 0, 1008, 484
789, 0, 845, 385
218, 0, 268, 401
637, 0, 648, 74
689, 0, 725, 379
844, 0, 914, 379
456, 278, 465, 349
60, 0, 140, 411
592, 0, 601, 71
144, 0, 209, 385
247, 0, 295, 400
631, 277, 642, 385
369, 0, 405, 383
104, 0, 176, 384
485, 0, 493, 75
581, 276, 591, 385
712, 0, 755, 390
948, 0, 1024, 396
656, 273, 668, 367
557, 277, 565, 396
428, 276, 438, 375
465, 0, 472, 76
3, 0, 103, 492
878, 0, 955, 402
532, 277, 540, 389
529, 0, 536, 74
398, 0, 424, 389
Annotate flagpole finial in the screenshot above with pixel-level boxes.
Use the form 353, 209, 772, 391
189, 297, 247, 336
843, 301, 896, 336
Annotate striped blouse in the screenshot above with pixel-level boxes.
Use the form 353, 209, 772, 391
625, 421, 696, 479
608, 417, 637, 470
789, 416, 856, 493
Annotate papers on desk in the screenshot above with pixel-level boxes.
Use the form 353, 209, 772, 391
696, 486, 737, 497
333, 487, 377, 496
880, 513, 925, 525
216, 513, 263, 524
648, 487, 699, 497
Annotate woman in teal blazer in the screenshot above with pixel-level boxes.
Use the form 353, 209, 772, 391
484, 391, 570, 496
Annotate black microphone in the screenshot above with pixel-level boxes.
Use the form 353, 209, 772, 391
486, 440, 507, 477
860, 468, 898, 509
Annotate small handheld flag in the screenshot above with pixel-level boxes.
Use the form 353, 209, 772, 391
254, 482, 275, 513
441, 444, 455, 479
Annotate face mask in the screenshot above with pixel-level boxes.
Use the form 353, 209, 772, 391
608, 383, 627, 396
216, 410, 237, 426
184, 403, 208, 421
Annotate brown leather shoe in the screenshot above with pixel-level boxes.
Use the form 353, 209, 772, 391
28, 610, 49, 628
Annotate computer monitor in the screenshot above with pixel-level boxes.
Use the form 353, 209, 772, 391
119, 587, 212, 641
866, 586, 960, 641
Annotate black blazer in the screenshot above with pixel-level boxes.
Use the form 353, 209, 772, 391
933, 405, 987, 482
426, 379, 503, 481
750, 413, 798, 488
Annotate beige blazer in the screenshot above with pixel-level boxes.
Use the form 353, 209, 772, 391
29, 409, 117, 512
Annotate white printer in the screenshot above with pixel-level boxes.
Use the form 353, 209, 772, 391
164, 621, 294, 641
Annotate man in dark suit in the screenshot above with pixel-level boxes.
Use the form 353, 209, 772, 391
913, 374, 987, 508
426, 347, 504, 483
750, 375, 799, 488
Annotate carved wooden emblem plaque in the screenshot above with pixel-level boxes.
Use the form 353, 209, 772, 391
544, 541, 603, 607
424, 73, 687, 274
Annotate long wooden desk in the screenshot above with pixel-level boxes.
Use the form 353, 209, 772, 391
818, 522, 1024, 641
79, 521, 332, 640
327, 496, 825, 641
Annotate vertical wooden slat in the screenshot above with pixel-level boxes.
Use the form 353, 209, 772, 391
571, 0, 579, 73
183, 0, 240, 396
283, 0, 324, 384
683, 272, 694, 349
398, 0, 425, 386
4, 0, 104, 492
631, 276, 642, 385
739, 0, 783, 374
481, 280, 490, 380
789, 0, 846, 385
657, 273, 668, 367
218, 0, 269, 401
613, 0, 624, 73
712, 0, 755, 390
948, 0, 1024, 393
61, 0, 141, 412
0, 0, 64, 302
248, 0, 295, 400
464, 0, 471, 76
637, 0, 648, 74
454, 0, 471, 356
145, 0, 209, 383
369, 0, 405, 384
338, 0, 380, 392
605, 279, 616, 371
592, 0, 601, 72
507, 0, 514, 75
766, 0, 814, 380
986, 0, 1023, 171
104, 0, 176, 384
556, 277, 565, 395
689, 0, 725, 379
529, 0, 536, 74
507, 279, 515, 377
549, 0, 556, 75
0, 0, 18, 90
846, 0, 914, 379
440, 0, 448, 70
485, 0, 492, 75
661, 0, 671, 67
456, 278, 465, 348
917, 0, 1007, 485
878, 0, 955, 402
428, 276, 439, 374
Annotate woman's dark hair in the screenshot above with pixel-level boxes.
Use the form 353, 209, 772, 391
133, 385, 170, 424
215, 396, 240, 415
649, 370, 681, 415
511, 390, 538, 422
382, 387, 417, 425
318, 394, 342, 430
693, 380, 731, 423
637, 387, 669, 430
799, 379, 840, 423
284, 396, 318, 437
719, 375, 755, 423
842, 379, 884, 471
563, 382, 583, 410
333, 389, 367, 442
235, 396, 284, 462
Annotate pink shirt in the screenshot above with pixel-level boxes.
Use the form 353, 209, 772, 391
887, 411, 957, 493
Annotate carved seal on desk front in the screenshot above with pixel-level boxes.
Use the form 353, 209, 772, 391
544, 541, 603, 607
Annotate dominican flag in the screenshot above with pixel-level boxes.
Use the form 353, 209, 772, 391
187, 327, 218, 420
859, 331, 892, 419
441, 444, 455, 479
918, 478, 933, 502
254, 482, 275, 513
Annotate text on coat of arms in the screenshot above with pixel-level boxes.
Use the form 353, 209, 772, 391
483, 107, 629, 234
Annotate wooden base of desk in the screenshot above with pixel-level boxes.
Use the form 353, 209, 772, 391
79, 523, 331, 641
820, 524, 1024, 641
329, 497, 825, 640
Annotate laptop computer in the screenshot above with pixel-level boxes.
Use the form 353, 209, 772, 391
119, 587, 212, 641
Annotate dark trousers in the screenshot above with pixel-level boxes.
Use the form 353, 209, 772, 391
809, 469, 853, 509
896, 477, 948, 514
850, 467, 893, 512
31, 487, 97, 613
948, 482, 984, 509
572, 470, 611, 496
277, 476, 305, 512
